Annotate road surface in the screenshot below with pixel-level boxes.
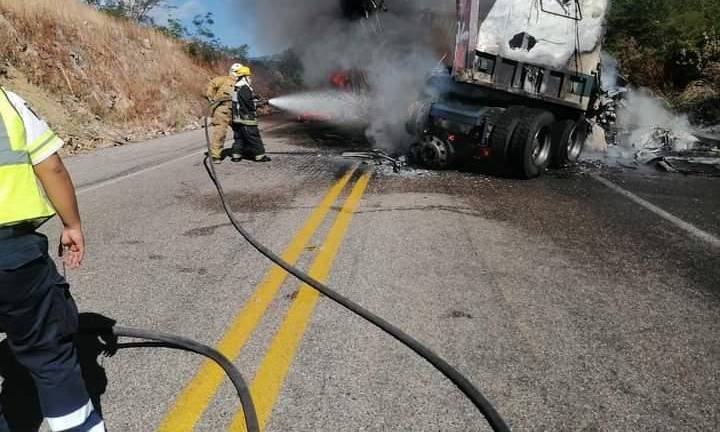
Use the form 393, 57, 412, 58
7, 119, 719, 431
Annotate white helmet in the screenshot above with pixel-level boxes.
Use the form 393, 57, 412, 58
229, 63, 245, 77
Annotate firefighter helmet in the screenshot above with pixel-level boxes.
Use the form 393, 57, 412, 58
229, 63, 247, 77
235, 65, 252, 77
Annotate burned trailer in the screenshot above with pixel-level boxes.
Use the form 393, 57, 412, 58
409, 0, 609, 178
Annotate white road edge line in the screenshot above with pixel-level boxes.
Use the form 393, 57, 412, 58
591, 174, 720, 248
75, 121, 291, 195
77, 150, 204, 195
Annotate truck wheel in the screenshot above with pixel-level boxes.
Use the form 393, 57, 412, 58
406, 100, 433, 136
509, 109, 555, 179
419, 135, 455, 169
489, 106, 526, 173
550, 119, 587, 168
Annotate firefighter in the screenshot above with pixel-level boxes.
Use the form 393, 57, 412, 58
231, 66, 271, 163
0, 87, 104, 431
206, 63, 245, 163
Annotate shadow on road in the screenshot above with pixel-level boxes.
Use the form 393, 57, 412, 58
0, 313, 118, 431
0, 341, 42, 431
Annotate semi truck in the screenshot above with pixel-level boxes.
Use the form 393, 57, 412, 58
407, 0, 610, 178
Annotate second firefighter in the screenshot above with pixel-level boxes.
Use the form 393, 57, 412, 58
231, 66, 271, 163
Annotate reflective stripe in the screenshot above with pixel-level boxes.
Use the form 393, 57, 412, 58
0, 113, 29, 166
30, 134, 63, 165
88, 420, 106, 432
235, 119, 258, 126
28, 129, 56, 155
46, 400, 93, 431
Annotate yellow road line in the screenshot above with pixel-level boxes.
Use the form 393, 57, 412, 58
230, 171, 372, 432
157, 167, 357, 432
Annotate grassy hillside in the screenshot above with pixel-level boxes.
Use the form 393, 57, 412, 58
0, 0, 218, 152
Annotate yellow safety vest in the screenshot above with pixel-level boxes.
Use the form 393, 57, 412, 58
0, 90, 55, 228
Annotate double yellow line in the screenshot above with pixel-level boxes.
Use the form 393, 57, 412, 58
158, 166, 372, 431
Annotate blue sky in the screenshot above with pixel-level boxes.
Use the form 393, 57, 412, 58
153, 0, 267, 56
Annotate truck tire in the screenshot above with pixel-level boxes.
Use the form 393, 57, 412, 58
489, 106, 526, 173
419, 135, 455, 169
550, 119, 587, 168
509, 109, 555, 179
406, 100, 433, 136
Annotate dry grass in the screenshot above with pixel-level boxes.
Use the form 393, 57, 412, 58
0, 0, 219, 148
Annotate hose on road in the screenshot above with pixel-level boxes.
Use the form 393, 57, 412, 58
78, 325, 260, 432
64, 229, 260, 428
204, 100, 511, 431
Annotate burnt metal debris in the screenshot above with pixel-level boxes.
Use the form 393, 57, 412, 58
595, 88, 626, 145
342, 149, 404, 173
614, 125, 720, 176
593, 86, 720, 176
661, 133, 720, 176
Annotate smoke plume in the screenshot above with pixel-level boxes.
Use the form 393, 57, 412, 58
235, 0, 456, 151
616, 89, 698, 152
590, 53, 700, 163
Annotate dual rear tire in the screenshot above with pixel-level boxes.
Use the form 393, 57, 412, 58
550, 119, 587, 168
490, 107, 586, 179
490, 107, 554, 179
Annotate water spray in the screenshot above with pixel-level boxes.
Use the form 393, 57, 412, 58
269, 90, 371, 126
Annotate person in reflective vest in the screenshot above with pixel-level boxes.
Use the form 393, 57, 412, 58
0, 87, 105, 432
231, 66, 271, 163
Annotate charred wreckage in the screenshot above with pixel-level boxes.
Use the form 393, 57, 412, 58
337, 1, 719, 178
336, 0, 608, 178
405, 0, 609, 179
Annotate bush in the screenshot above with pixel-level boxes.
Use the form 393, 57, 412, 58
607, 0, 720, 91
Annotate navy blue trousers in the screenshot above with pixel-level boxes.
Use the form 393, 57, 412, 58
0, 233, 103, 431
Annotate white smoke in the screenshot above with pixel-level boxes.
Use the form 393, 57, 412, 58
588, 53, 701, 162
614, 89, 699, 156
600, 51, 620, 90
269, 91, 370, 126
234, 0, 456, 151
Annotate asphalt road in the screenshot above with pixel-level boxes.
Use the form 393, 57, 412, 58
12, 119, 719, 431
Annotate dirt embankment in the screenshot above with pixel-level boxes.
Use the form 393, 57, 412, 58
0, 0, 219, 154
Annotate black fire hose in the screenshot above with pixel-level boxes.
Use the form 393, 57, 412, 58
111, 327, 260, 432
205, 100, 511, 431
67, 272, 260, 427
74, 325, 260, 432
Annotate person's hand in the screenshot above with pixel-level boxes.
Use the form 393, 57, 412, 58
61, 226, 85, 269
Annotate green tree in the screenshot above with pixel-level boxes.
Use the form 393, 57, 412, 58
606, 0, 719, 89
606, 0, 720, 122
183, 12, 224, 64
86, 1, 251, 67
85, 0, 171, 24
181, 13, 249, 65
222, 45, 250, 62
156, 16, 188, 40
